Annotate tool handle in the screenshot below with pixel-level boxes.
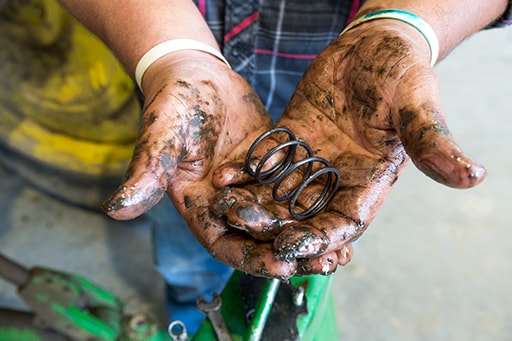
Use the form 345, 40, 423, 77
0, 253, 30, 286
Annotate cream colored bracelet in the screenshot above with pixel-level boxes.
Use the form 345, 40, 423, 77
134, 38, 231, 92
340, 9, 439, 67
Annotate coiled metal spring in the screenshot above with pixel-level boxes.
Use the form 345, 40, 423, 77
245, 127, 340, 220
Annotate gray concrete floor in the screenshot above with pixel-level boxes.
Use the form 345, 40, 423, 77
1, 27, 511, 340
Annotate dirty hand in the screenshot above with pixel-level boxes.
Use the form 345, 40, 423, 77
212, 21, 487, 276
101, 53, 297, 278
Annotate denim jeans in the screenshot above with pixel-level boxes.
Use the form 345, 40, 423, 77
147, 197, 234, 334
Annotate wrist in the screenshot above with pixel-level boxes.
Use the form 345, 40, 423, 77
140, 49, 230, 95
356, 0, 509, 60
341, 9, 439, 66
341, 19, 433, 68
135, 39, 231, 93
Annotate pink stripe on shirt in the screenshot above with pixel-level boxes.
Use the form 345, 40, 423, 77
224, 11, 260, 42
254, 49, 317, 60
198, 0, 206, 17
347, 0, 360, 23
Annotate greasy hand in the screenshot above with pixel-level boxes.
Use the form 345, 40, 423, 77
212, 22, 486, 276
102, 53, 296, 278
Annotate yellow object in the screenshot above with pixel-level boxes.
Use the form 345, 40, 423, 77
0, 0, 139, 207
0, 0, 65, 47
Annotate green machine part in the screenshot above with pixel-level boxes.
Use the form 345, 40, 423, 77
0, 261, 338, 341
0, 252, 169, 341
193, 271, 339, 341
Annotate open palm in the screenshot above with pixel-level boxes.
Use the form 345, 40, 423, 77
212, 23, 486, 276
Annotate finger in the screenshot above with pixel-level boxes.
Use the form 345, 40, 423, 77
209, 233, 297, 279
394, 65, 486, 188
211, 187, 259, 216
102, 84, 190, 220
212, 160, 250, 187
336, 243, 354, 266
212, 136, 286, 189
226, 203, 291, 241
296, 251, 339, 276
211, 186, 293, 241
273, 225, 329, 261
211, 134, 278, 188
294, 244, 353, 276
274, 215, 356, 261
102, 119, 177, 220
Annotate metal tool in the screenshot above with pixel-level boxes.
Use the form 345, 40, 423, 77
168, 320, 190, 341
196, 293, 232, 341
245, 127, 341, 220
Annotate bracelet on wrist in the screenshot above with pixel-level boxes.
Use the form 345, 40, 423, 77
340, 9, 439, 67
134, 39, 231, 93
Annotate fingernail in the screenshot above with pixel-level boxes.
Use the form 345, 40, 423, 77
420, 158, 486, 188
102, 185, 164, 220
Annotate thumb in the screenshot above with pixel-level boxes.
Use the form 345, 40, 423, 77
102, 116, 179, 220
394, 66, 486, 188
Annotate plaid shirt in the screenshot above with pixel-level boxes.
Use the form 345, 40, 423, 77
193, 0, 512, 121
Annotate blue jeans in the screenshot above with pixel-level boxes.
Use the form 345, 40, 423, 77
148, 197, 233, 334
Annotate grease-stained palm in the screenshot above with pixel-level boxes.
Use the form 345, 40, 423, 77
212, 23, 486, 276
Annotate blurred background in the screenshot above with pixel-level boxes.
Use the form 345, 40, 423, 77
0, 1, 511, 340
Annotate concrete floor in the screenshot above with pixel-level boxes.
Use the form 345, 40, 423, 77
1, 27, 511, 340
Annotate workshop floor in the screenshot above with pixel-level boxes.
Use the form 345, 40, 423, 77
1, 27, 511, 341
